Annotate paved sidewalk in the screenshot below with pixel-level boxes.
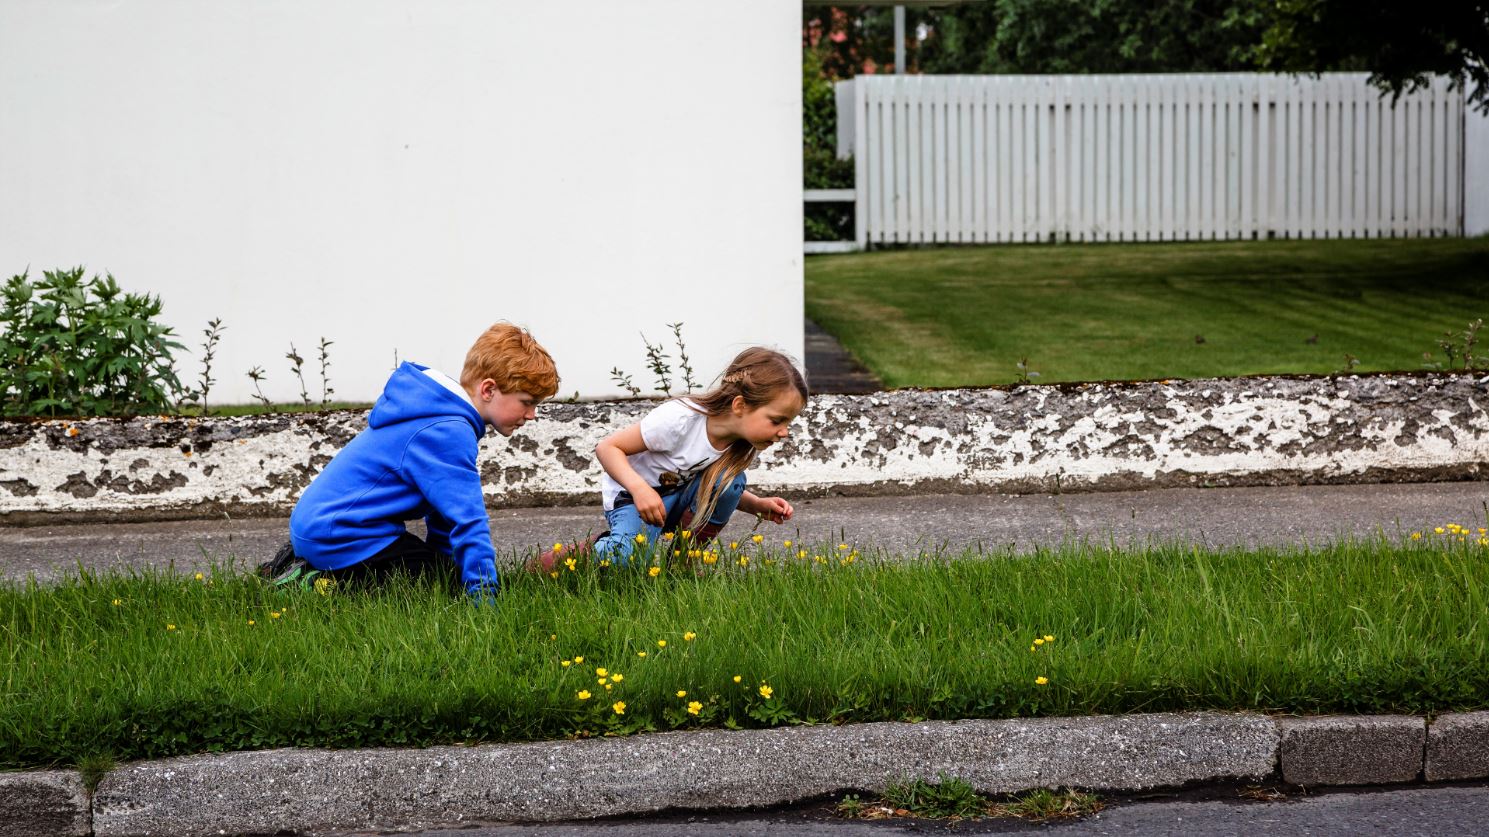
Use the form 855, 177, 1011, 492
2, 481, 1486, 581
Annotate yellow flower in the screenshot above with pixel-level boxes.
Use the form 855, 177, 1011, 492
733, 675, 742, 683
553, 542, 565, 554
662, 531, 674, 541
270, 611, 281, 619
764, 558, 776, 567
758, 684, 774, 699
574, 656, 584, 664
703, 552, 718, 565
752, 534, 763, 544
657, 639, 667, 648
683, 631, 697, 641
598, 677, 608, 685
549, 571, 559, 579
194, 572, 205, 581
611, 673, 624, 682
783, 539, 792, 548
1436, 527, 1446, 534
1480, 528, 1487, 535
649, 566, 661, 578
1034, 638, 1045, 646
681, 529, 692, 539
605, 683, 613, 690
613, 701, 626, 715
1044, 635, 1055, 642
166, 624, 176, 631
247, 619, 255, 626
565, 558, 577, 571
637, 651, 648, 658
111, 598, 122, 606
838, 543, 849, 550
676, 690, 688, 698
729, 541, 739, 550
314, 576, 336, 595
596, 667, 608, 677
798, 550, 808, 559
687, 700, 703, 715
577, 690, 591, 700
599, 559, 612, 568
1411, 532, 1423, 540
1035, 676, 1049, 686
561, 659, 572, 667
1030, 645, 1037, 652
814, 555, 826, 564
738, 556, 750, 567
635, 533, 647, 545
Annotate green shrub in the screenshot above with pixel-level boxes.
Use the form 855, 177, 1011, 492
0, 268, 187, 417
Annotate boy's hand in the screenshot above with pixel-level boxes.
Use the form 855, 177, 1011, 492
755, 496, 793, 524
633, 485, 667, 526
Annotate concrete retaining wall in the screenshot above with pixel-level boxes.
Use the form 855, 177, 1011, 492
2, 372, 1485, 523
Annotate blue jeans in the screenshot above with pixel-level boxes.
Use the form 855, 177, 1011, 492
595, 473, 747, 565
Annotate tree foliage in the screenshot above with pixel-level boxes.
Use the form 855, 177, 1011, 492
1257, 0, 1489, 112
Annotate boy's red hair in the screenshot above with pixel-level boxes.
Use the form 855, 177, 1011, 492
461, 322, 560, 399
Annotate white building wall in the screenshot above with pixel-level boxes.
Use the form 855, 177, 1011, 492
0, 0, 803, 403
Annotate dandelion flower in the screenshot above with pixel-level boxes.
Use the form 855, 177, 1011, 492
577, 690, 591, 700
799, 550, 808, 559
194, 572, 205, 581
600, 559, 612, 568
637, 651, 648, 658
1411, 532, 1423, 540
1035, 676, 1049, 686
662, 532, 674, 541
574, 656, 585, 664
729, 541, 739, 550
270, 611, 281, 619
561, 660, 572, 667
738, 556, 750, 567
611, 673, 624, 683
613, 701, 626, 715
759, 684, 774, 699
784, 539, 792, 548
553, 542, 565, 554
596, 667, 608, 677
605, 683, 613, 691
681, 529, 692, 539
166, 624, 176, 631
733, 675, 742, 683
687, 701, 702, 715
657, 639, 667, 648
635, 533, 648, 545
838, 543, 849, 550
676, 690, 688, 698
111, 598, 122, 606
598, 677, 608, 685
1030, 646, 1037, 652
1436, 527, 1446, 534
1044, 635, 1055, 642
247, 620, 255, 626
1034, 638, 1045, 646
684, 631, 697, 641
649, 566, 661, 578
752, 534, 763, 544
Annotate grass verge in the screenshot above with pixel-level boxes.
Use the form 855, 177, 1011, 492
3, 530, 1486, 770
805, 237, 1489, 387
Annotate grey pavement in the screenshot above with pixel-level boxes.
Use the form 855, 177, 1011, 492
361, 784, 1489, 837
3, 481, 1486, 581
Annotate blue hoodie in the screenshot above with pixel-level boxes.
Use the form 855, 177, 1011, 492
290, 362, 499, 595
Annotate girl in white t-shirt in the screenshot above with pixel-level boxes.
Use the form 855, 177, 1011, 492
540, 347, 807, 568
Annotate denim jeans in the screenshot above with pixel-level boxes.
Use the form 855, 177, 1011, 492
594, 472, 747, 565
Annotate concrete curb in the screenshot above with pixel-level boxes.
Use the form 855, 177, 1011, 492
10, 712, 1488, 836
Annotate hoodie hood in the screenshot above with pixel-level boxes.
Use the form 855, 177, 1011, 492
369, 362, 485, 439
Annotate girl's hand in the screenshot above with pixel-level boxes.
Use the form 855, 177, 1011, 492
633, 485, 667, 526
755, 496, 793, 524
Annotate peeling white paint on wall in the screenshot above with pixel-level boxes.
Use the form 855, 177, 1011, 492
2, 374, 1485, 522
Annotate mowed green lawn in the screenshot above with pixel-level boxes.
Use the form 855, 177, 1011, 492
805, 238, 1489, 388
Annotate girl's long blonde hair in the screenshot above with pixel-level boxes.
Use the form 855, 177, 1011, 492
684, 347, 809, 529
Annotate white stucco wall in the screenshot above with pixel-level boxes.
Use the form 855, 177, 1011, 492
0, 0, 803, 403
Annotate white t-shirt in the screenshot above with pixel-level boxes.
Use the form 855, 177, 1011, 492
601, 398, 729, 511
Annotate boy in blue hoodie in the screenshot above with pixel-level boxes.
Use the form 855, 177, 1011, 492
260, 323, 560, 598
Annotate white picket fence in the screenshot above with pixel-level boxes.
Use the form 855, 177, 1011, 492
831, 73, 1473, 247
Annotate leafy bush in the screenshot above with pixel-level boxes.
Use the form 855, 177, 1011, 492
0, 268, 187, 417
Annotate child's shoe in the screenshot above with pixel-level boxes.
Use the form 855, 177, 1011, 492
526, 533, 602, 574
256, 541, 323, 589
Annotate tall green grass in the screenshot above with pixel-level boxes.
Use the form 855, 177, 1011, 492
3, 533, 1486, 769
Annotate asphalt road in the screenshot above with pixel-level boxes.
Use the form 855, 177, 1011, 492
3, 481, 1487, 581
333, 783, 1489, 836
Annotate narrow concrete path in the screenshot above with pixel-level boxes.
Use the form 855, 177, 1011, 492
3, 481, 1485, 581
